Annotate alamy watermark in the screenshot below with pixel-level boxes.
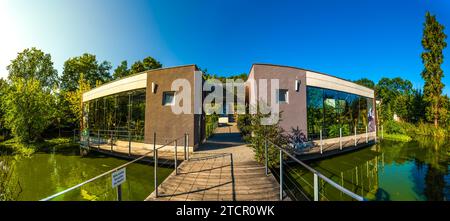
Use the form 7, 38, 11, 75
169, 78, 280, 125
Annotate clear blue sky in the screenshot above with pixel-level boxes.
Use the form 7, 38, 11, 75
1, 0, 449, 93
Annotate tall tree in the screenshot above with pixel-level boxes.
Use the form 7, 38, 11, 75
2, 78, 56, 143
354, 78, 375, 89
0, 79, 8, 135
410, 89, 426, 123
63, 73, 91, 131
6, 47, 58, 88
376, 77, 413, 122
112, 60, 130, 79
421, 12, 447, 128
61, 53, 112, 91
129, 56, 162, 74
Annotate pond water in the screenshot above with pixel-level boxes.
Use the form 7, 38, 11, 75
287, 137, 450, 201
1, 147, 173, 201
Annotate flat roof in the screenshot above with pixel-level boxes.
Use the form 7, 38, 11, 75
83, 64, 198, 94
82, 64, 199, 102
250, 63, 374, 92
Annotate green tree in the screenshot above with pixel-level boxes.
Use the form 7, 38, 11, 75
61, 53, 112, 91
0, 79, 8, 138
354, 78, 375, 89
129, 56, 162, 74
63, 73, 91, 131
410, 89, 426, 123
2, 78, 56, 143
421, 12, 447, 128
112, 60, 130, 79
6, 47, 58, 88
376, 77, 413, 123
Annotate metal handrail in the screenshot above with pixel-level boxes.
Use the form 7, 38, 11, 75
155, 135, 186, 150
40, 150, 153, 201
265, 139, 365, 201
41, 132, 189, 201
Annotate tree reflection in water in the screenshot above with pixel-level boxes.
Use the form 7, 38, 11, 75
286, 136, 449, 201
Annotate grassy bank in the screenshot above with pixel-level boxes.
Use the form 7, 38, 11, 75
383, 133, 412, 142
382, 120, 449, 142
0, 137, 79, 157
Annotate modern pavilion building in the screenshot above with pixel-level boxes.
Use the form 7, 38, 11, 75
82, 65, 205, 151
247, 64, 377, 156
82, 63, 377, 158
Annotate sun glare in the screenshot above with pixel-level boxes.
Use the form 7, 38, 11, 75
0, 0, 24, 78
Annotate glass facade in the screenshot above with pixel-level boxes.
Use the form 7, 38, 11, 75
84, 89, 146, 141
307, 86, 375, 140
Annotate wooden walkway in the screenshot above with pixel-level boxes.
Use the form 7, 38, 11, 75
296, 132, 377, 161
86, 139, 186, 165
145, 124, 281, 201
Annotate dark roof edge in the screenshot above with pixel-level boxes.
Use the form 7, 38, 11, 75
250, 63, 374, 92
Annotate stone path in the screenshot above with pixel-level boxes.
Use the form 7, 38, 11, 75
145, 123, 281, 201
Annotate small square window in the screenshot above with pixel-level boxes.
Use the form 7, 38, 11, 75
277, 89, 289, 104
162, 91, 175, 106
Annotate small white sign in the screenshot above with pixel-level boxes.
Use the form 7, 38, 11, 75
112, 168, 126, 188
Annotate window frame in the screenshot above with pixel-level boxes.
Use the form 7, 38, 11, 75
277, 89, 289, 104
162, 91, 176, 106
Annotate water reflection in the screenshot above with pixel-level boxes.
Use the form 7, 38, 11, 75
1, 147, 173, 201
288, 136, 450, 201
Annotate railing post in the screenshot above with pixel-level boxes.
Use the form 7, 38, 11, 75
320, 129, 323, 154
110, 131, 113, 152
87, 130, 90, 148
279, 149, 283, 201
128, 131, 132, 156
365, 126, 368, 143
374, 125, 377, 142
97, 130, 100, 150
184, 133, 187, 160
339, 127, 342, 150
153, 132, 158, 198
314, 173, 319, 201
381, 125, 384, 140
175, 140, 178, 175
186, 133, 190, 160
265, 139, 268, 176
354, 126, 357, 146
117, 184, 122, 201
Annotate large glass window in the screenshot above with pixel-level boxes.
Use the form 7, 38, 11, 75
306, 86, 374, 140
83, 89, 146, 142
306, 87, 323, 140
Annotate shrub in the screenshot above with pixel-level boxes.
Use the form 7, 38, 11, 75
0, 159, 22, 201
383, 133, 412, 142
205, 114, 218, 138
237, 114, 252, 141
415, 122, 446, 137
384, 120, 406, 135
246, 106, 287, 168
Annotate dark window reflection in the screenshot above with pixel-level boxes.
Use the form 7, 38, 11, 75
306, 86, 374, 140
